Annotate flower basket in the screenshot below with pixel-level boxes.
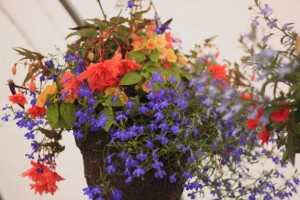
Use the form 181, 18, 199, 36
4, 1, 300, 199
75, 129, 183, 199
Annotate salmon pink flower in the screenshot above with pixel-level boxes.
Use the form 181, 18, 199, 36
79, 54, 122, 92
28, 105, 46, 118
131, 34, 147, 51
208, 64, 227, 80
9, 92, 27, 106
270, 102, 289, 122
119, 59, 142, 76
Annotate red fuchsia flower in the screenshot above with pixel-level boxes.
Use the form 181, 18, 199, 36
22, 161, 64, 195
270, 102, 289, 122
61, 71, 80, 101
27, 105, 46, 118
9, 92, 27, 106
258, 126, 271, 145
208, 64, 227, 80
79, 54, 122, 92
246, 107, 264, 130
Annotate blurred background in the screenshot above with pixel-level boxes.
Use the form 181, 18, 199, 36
1, 0, 300, 199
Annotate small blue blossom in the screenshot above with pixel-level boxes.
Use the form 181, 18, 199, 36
44, 60, 53, 67
157, 133, 168, 144
1, 114, 9, 122
133, 166, 145, 177
154, 169, 166, 178
106, 164, 116, 173
136, 151, 148, 161
111, 188, 122, 200
127, 0, 135, 8
125, 176, 133, 183
260, 4, 273, 16
25, 131, 35, 140
64, 52, 76, 62
169, 174, 177, 183
154, 112, 164, 121
73, 130, 84, 139
152, 72, 164, 82
116, 113, 127, 121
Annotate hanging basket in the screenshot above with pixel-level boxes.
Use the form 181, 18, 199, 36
75, 130, 184, 200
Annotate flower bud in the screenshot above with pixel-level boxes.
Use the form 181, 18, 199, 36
87, 51, 94, 61
29, 81, 36, 93
295, 36, 300, 54
12, 63, 17, 75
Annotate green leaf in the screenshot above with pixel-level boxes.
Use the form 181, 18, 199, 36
153, 82, 164, 91
120, 71, 142, 85
102, 108, 114, 132
37, 128, 62, 140
105, 95, 124, 107
60, 103, 77, 128
173, 72, 182, 85
13, 47, 44, 61
149, 50, 159, 63
180, 70, 192, 80
128, 51, 145, 63
84, 18, 108, 30
66, 29, 97, 39
47, 104, 59, 125
295, 103, 300, 123
285, 122, 300, 165
148, 65, 162, 73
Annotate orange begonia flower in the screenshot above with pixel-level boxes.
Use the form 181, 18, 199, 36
45, 82, 57, 95
155, 35, 167, 49
166, 49, 177, 63
36, 92, 47, 107
131, 37, 147, 51
146, 38, 156, 50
